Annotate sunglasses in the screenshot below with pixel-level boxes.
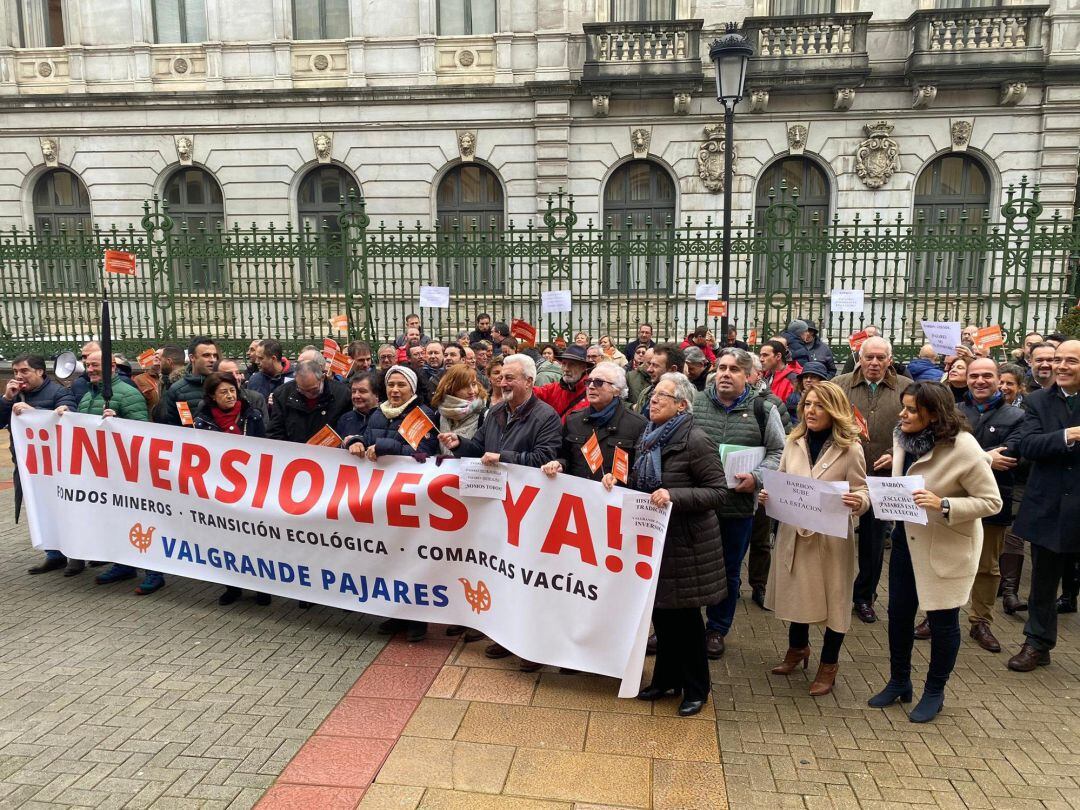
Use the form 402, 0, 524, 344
586, 378, 612, 388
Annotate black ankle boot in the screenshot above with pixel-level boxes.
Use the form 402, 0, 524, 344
868, 679, 913, 708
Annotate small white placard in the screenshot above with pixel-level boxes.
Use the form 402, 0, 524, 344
762, 470, 851, 538
620, 492, 672, 540
458, 460, 507, 499
920, 320, 963, 356
723, 446, 766, 490
830, 289, 865, 313
418, 285, 450, 309
695, 283, 719, 301
541, 289, 572, 314
867, 475, 928, 525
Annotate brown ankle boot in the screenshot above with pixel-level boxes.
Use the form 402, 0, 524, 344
999, 553, 1027, 614
770, 646, 811, 675
809, 662, 839, 696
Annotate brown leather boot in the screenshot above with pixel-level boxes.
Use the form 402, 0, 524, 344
1000, 553, 1027, 614
770, 646, 811, 675
809, 663, 839, 696
1006, 643, 1051, 672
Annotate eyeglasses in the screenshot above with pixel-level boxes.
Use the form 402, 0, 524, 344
652, 391, 679, 402
586, 378, 611, 388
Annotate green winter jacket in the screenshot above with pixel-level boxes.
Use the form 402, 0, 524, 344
78, 376, 150, 421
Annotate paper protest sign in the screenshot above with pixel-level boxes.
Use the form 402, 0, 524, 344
510, 318, 537, 346
306, 424, 343, 448
867, 475, 928, 525
830, 289, 865, 312
398, 407, 436, 451
974, 325, 1005, 351
541, 290, 572, 313
620, 493, 672, 545
707, 300, 728, 317
762, 470, 850, 538
612, 446, 629, 484
176, 401, 194, 427
695, 283, 719, 300
419, 285, 450, 308
849, 330, 870, 352
582, 432, 604, 474
459, 460, 507, 499
920, 321, 963, 356
104, 249, 136, 276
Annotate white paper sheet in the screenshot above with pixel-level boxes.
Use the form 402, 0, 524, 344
920, 320, 963, 356
458, 460, 507, 499
695, 283, 719, 301
762, 470, 851, 538
830, 288, 865, 313
418, 285, 450, 308
541, 289, 572, 313
620, 492, 672, 540
867, 475, 928, 525
723, 446, 766, 489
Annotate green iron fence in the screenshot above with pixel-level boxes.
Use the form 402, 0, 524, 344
1, 178, 1078, 360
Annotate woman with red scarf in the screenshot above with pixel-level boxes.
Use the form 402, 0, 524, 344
194, 372, 269, 606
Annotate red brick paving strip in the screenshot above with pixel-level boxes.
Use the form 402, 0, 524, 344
256, 634, 458, 807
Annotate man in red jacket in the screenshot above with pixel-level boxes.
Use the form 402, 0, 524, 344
761, 339, 802, 404
534, 344, 592, 423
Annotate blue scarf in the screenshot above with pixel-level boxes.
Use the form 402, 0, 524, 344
583, 398, 620, 428
632, 413, 690, 492
964, 390, 1003, 414
707, 383, 751, 413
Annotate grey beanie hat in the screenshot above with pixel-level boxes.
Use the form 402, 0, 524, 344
787, 319, 810, 335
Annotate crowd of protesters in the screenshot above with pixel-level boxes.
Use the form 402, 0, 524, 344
1, 311, 1077, 722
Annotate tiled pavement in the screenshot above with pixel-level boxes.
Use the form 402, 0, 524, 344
3, 428, 1080, 808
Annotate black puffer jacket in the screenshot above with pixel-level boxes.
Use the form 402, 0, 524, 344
267, 379, 351, 443
556, 400, 646, 481
630, 416, 729, 610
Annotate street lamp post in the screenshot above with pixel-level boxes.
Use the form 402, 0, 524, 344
709, 24, 753, 343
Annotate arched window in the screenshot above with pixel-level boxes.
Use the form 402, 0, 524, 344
33, 169, 93, 291
913, 154, 991, 290
297, 164, 361, 291
603, 159, 676, 292
163, 167, 225, 290
436, 163, 505, 291
754, 156, 831, 291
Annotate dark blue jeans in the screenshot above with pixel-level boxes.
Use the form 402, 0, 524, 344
705, 516, 754, 635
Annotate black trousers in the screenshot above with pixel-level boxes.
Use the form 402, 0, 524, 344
887, 526, 961, 693
853, 511, 887, 605
650, 607, 711, 702
747, 507, 773, 590
789, 623, 845, 664
1061, 554, 1080, 600
1025, 544, 1078, 652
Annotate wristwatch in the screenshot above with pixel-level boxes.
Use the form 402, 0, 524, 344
940, 499, 951, 518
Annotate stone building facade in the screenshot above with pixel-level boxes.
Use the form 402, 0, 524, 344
1, 0, 1078, 346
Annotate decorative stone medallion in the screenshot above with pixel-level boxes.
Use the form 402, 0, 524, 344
313, 132, 332, 164
39, 137, 59, 167
175, 135, 194, 165
630, 128, 651, 159
950, 120, 973, 152
787, 123, 808, 156
457, 130, 476, 162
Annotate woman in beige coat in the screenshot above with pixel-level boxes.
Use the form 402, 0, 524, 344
868, 382, 1002, 723
760, 381, 870, 696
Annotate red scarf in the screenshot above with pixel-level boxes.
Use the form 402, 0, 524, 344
210, 403, 242, 433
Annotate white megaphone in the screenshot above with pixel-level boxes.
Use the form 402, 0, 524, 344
54, 351, 84, 381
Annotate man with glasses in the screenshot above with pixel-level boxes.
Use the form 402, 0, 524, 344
1027, 343, 1057, 391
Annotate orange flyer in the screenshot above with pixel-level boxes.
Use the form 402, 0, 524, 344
852, 405, 869, 440
137, 349, 156, 366
329, 351, 351, 376
849, 329, 870, 352
176, 401, 194, 426
398, 407, 436, 451
707, 300, 728, 318
323, 338, 341, 357
612, 446, 629, 484
329, 314, 348, 331
510, 318, 538, 346
581, 431, 604, 474
306, 424, 343, 448
104, 249, 136, 276
747, 329, 758, 346
974, 325, 1005, 350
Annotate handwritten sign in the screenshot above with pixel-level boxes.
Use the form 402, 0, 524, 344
510, 318, 538, 346
867, 475, 928, 525
398, 406, 436, 451
419, 285, 450, 309
695, 283, 719, 301
176, 401, 194, 427
458, 460, 507, 499
541, 290, 572, 314
104, 249, 136, 276
612, 446, 629, 484
306, 424, 343, 448
581, 431, 604, 474
921, 320, 963, 356
830, 289, 865, 313
762, 470, 850, 538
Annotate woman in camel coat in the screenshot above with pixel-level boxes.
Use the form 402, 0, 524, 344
761, 381, 870, 696
868, 382, 1002, 723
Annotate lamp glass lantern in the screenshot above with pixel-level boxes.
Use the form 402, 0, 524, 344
709, 28, 753, 108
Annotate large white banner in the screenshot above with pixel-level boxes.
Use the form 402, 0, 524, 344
12, 411, 669, 697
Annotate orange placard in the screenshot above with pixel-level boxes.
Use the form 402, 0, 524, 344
581, 431, 604, 474
974, 325, 1005, 350
747, 329, 758, 346
176, 401, 194, 427
852, 405, 869, 441
510, 318, 538, 346
848, 329, 870, 352
328, 351, 351, 377
398, 406, 436, 451
329, 314, 348, 331
554, 337, 567, 349
612, 446, 629, 484
104, 249, 136, 276
138, 348, 156, 367
707, 300, 728, 318
323, 338, 341, 358
306, 424, 343, 448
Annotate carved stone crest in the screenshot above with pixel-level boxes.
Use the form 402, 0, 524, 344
833, 87, 855, 111
630, 128, 651, 159
855, 120, 900, 190
313, 132, 332, 163
673, 93, 691, 116
787, 123, 808, 156
697, 123, 736, 194
457, 130, 476, 162
174, 135, 193, 166
592, 94, 609, 118
950, 120, 972, 152
39, 137, 58, 167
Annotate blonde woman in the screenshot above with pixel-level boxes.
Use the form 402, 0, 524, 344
759, 381, 870, 696
598, 335, 628, 367
431, 364, 487, 455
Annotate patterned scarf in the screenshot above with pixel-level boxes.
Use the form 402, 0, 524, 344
632, 413, 690, 492
438, 395, 484, 453
583, 398, 620, 428
380, 395, 417, 421
894, 425, 936, 462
